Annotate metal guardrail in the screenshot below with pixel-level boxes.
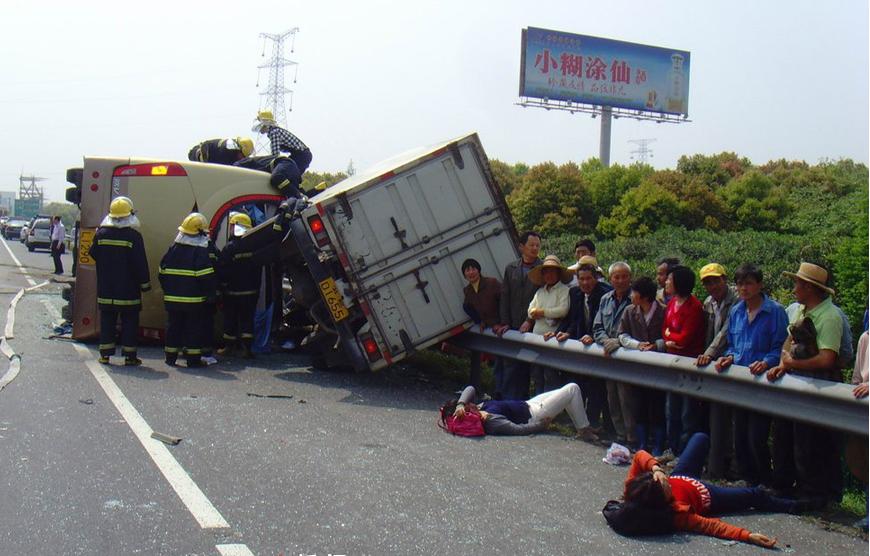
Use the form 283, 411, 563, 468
451, 329, 868, 437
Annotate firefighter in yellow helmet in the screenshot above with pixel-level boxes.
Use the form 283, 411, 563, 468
158, 213, 217, 367
89, 196, 151, 366
217, 211, 261, 358
187, 137, 254, 165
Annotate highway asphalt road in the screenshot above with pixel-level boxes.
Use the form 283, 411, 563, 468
0, 235, 865, 555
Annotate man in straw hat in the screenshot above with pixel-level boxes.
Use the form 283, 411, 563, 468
527, 254, 572, 395
767, 262, 845, 504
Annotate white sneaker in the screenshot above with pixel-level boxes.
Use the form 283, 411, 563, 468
201, 356, 218, 366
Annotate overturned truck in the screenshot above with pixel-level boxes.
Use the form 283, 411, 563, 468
65, 133, 518, 371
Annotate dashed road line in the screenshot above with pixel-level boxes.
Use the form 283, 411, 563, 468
2, 235, 257, 553
71, 342, 231, 529
216, 544, 256, 556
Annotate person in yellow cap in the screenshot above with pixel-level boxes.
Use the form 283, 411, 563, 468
89, 196, 151, 366
158, 213, 217, 368
187, 137, 254, 165
695, 262, 739, 479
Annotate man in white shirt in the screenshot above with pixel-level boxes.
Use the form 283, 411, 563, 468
50, 216, 65, 275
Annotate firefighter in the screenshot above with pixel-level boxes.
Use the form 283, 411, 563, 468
159, 213, 217, 368
251, 110, 312, 199
89, 196, 151, 366
201, 236, 222, 365
217, 212, 261, 358
187, 137, 254, 165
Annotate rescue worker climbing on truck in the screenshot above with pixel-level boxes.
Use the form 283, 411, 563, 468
188, 137, 255, 165
159, 213, 217, 368
89, 196, 151, 366
250, 110, 312, 201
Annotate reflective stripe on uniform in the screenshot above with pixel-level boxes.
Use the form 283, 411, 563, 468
99, 343, 116, 350
97, 297, 141, 306
163, 294, 207, 303
122, 346, 137, 353
160, 267, 215, 277
185, 348, 202, 355
227, 290, 258, 296
233, 252, 253, 260
140, 282, 151, 290
222, 333, 237, 340
165, 347, 179, 353
97, 239, 133, 248
240, 333, 254, 339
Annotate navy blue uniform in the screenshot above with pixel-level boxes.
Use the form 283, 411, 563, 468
158, 241, 216, 366
89, 226, 150, 360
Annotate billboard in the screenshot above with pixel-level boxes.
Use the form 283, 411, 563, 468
520, 27, 691, 116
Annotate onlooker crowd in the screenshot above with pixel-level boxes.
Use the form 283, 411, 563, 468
455, 231, 868, 514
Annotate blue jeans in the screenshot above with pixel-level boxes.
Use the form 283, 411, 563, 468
673, 433, 796, 515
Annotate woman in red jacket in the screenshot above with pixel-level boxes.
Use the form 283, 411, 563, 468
614, 432, 805, 547
662, 265, 706, 454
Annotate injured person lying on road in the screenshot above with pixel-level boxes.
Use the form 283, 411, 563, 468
439, 384, 598, 439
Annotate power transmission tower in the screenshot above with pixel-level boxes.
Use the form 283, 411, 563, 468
628, 138, 656, 164
19, 174, 46, 200
256, 28, 299, 129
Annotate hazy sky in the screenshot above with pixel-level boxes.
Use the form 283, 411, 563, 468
1, 0, 867, 202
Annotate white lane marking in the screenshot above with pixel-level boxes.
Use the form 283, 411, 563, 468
215, 544, 255, 556
5, 235, 243, 537
72, 341, 230, 529
0, 235, 37, 287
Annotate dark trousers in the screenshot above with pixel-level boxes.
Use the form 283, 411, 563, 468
674, 433, 796, 515
531, 364, 563, 396
771, 418, 842, 500
223, 294, 257, 349
271, 149, 312, 198
51, 241, 63, 274
165, 308, 206, 364
733, 409, 772, 486
632, 387, 665, 427
501, 359, 531, 400
99, 309, 139, 358
667, 394, 708, 454
580, 376, 608, 429
202, 304, 216, 357
708, 402, 736, 479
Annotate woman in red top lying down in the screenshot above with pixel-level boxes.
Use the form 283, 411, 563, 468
618, 432, 809, 548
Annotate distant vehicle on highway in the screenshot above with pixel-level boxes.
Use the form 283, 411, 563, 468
4, 217, 27, 240
25, 217, 52, 252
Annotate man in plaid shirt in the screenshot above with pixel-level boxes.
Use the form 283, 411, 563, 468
252, 110, 313, 199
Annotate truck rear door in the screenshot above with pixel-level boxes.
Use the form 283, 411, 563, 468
325, 135, 517, 365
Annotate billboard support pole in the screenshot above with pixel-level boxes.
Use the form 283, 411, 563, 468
599, 106, 612, 167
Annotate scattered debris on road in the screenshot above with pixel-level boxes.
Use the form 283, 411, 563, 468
78, 398, 94, 405
247, 392, 294, 400
151, 431, 182, 445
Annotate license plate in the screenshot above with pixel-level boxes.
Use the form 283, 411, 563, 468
79, 228, 96, 265
319, 277, 349, 322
